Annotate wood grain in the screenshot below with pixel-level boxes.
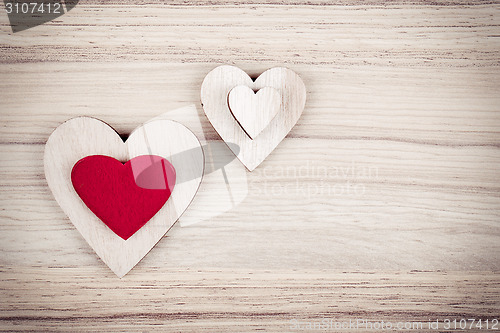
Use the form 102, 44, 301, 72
0, 268, 498, 332
0, 1, 499, 331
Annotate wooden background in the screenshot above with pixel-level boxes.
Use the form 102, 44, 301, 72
1, 0, 499, 331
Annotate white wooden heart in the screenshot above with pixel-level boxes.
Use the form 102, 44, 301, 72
44, 117, 204, 277
201, 65, 306, 171
228, 85, 281, 139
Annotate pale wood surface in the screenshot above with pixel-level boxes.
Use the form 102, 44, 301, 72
1, 1, 499, 331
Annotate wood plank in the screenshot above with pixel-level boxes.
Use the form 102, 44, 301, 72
1, 142, 498, 271
0, 1, 499, 331
0, 268, 499, 332
0, 63, 499, 145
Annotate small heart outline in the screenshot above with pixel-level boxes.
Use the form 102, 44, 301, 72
228, 85, 281, 140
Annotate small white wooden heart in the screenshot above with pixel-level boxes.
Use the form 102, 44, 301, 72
44, 116, 204, 277
201, 65, 306, 171
228, 85, 281, 139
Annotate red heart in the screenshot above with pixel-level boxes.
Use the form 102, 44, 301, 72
71, 155, 176, 240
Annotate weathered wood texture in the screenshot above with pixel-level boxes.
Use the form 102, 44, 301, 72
0, 1, 499, 331
0, 269, 499, 332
